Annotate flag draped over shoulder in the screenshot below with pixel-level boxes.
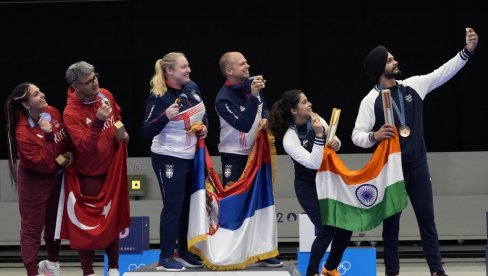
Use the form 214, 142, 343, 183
316, 132, 407, 232
188, 130, 278, 270
55, 142, 130, 249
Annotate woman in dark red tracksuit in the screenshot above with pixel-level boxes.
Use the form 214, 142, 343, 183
5, 83, 73, 276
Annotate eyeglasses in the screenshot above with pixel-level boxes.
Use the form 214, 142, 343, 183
77, 73, 99, 86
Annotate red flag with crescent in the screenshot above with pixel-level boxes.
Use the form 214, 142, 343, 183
55, 142, 130, 249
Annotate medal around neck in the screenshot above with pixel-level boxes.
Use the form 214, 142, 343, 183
249, 75, 264, 81
38, 112, 52, 123
175, 93, 188, 107
399, 125, 411, 137
101, 98, 110, 106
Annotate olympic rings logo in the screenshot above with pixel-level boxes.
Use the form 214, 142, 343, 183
119, 227, 130, 239
128, 263, 146, 271
337, 261, 352, 274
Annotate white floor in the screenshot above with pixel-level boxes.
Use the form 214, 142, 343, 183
0, 258, 485, 276
376, 258, 485, 276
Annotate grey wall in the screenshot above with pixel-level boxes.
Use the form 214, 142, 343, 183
0, 152, 487, 245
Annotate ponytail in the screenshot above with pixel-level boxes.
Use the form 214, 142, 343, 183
268, 89, 303, 140
149, 59, 167, 97
150, 52, 185, 97
4, 82, 32, 186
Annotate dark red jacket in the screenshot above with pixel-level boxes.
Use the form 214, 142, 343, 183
63, 87, 122, 176
16, 105, 71, 173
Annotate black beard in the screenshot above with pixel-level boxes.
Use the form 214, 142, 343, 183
383, 69, 402, 79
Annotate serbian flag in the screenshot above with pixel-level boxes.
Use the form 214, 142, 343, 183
188, 130, 278, 270
55, 142, 130, 249
316, 131, 407, 232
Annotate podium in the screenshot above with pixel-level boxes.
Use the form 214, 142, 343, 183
104, 216, 151, 275
105, 250, 159, 275
106, 216, 295, 275
119, 216, 149, 254
298, 214, 376, 276
122, 261, 296, 275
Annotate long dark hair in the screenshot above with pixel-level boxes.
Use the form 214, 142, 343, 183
268, 89, 302, 140
4, 82, 32, 185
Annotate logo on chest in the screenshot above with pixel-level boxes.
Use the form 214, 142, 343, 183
405, 94, 413, 103
52, 119, 60, 128
191, 91, 202, 102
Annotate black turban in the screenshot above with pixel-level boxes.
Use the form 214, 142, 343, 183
364, 45, 388, 82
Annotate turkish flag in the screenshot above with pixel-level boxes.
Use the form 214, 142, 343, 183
55, 142, 130, 249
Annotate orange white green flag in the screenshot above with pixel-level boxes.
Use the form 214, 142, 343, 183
316, 132, 407, 231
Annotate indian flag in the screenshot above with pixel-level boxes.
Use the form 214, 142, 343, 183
316, 133, 407, 232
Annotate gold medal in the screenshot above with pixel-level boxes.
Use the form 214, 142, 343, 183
399, 125, 411, 137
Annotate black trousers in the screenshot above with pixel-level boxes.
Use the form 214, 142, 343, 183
295, 175, 352, 276
383, 161, 444, 275
220, 152, 248, 185
151, 153, 194, 261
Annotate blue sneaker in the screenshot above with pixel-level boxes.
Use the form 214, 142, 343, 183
175, 251, 204, 268
259, 257, 283, 267
156, 257, 185, 271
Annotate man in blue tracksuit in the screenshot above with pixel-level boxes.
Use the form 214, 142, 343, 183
215, 51, 268, 185
352, 28, 478, 276
215, 51, 282, 267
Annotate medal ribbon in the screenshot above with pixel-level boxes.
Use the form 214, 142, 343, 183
294, 117, 312, 140
391, 87, 406, 127
80, 92, 106, 105
27, 116, 38, 128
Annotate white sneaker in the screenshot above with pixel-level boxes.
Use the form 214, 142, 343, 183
107, 268, 119, 276
38, 260, 61, 276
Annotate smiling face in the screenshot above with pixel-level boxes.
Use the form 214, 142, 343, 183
73, 72, 100, 100
226, 52, 250, 82
166, 55, 191, 88
23, 84, 48, 113
383, 52, 401, 79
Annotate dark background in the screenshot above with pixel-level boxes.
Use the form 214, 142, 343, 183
1, 0, 485, 158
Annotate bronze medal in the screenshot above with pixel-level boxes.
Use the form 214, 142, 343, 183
399, 125, 411, 137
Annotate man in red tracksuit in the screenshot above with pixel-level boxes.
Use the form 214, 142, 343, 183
63, 61, 129, 276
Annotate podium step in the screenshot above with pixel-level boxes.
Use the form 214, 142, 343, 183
123, 261, 297, 275
124, 272, 291, 275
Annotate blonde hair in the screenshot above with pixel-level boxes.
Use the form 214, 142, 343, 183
150, 52, 185, 97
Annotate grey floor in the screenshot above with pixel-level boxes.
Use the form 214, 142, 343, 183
0, 258, 485, 276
